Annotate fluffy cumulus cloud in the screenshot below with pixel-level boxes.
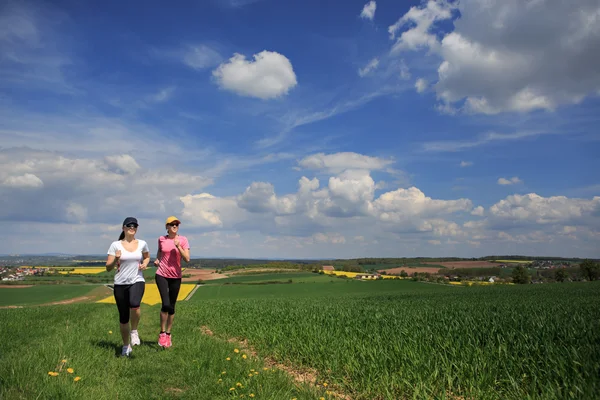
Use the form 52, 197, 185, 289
497, 177, 522, 185
360, 1, 377, 20
179, 163, 477, 245
298, 152, 394, 173
488, 194, 600, 226
212, 50, 297, 99
0, 148, 211, 224
174, 155, 600, 257
389, 0, 600, 114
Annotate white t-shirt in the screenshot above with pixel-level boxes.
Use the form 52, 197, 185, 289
107, 240, 149, 285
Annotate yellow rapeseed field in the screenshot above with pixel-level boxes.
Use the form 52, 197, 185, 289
58, 268, 107, 275
96, 283, 196, 306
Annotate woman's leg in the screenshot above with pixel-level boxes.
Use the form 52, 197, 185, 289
166, 278, 182, 333
113, 285, 131, 346
155, 274, 170, 332
128, 281, 145, 332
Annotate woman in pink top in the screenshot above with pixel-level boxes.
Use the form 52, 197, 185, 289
153, 216, 190, 348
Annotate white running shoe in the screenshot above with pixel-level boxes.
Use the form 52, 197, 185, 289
130, 330, 140, 346
121, 345, 132, 357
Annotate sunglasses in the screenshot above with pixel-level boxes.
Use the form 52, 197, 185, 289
168, 223, 180, 227
125, 224, 138, 229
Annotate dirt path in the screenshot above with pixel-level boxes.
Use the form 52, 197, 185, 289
181, 269, 227, 282
199, 326, 350, 399
0, 285, 33, 288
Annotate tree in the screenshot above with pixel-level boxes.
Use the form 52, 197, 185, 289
579, 259, 600, 281
554, 268, 568, 283
512, 266, 530, 284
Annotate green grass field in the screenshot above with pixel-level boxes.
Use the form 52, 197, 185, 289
0, 285, 96, 306
211, 272, 336, 285
1, 277, 599, 399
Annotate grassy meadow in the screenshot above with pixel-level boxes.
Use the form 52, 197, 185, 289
1, 273, 599, 399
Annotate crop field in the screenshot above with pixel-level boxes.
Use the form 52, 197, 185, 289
57, 268, 107, 274
213, 272, 335, 285
1, 277, 599, 399
188, 280, 600, 399
0, 285, 98, 307
96, 283, 196, 306
492, 260, 534, 264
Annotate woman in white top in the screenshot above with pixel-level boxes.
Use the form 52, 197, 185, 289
105, 217, 150, 357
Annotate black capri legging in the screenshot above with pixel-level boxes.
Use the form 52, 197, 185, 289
113, 282, 145, 324
155, 274, 182, 315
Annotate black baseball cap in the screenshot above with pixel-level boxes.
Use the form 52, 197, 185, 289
122, 217, 138, 226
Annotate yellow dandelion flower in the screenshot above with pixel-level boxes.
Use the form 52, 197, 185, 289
263, 367, 268, 371
236, 382, 242, 387
248, 374, 253, 377
74, 377, 81, 382
230, 387, 235, 391
218, 379, 222, 383
48, 371, 55, 376
250, 369, 255, 372
326, 391, 332, 395
108, 331, 113, 334
320, 397, 325, 400
61, 359, 67, 363
226, 357, 231, 361
254, 372, 258, 375
242, 354, 247, 359
323, 383, 328, 387
222, 371, 227, 375
234, 348, 240, 353
67, 368, 74, 374
249, 395, 255, 398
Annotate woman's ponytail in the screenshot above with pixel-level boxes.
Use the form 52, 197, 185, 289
118, 231, 125, 240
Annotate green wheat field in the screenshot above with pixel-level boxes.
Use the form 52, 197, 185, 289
1, 276, 599, 399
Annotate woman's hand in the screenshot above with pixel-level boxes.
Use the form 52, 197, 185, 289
154, 259, 160, 267
115, 250, 121, 260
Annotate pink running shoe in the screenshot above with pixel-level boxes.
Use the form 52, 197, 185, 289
165, 334, 172, 348
158, 332, 168, 347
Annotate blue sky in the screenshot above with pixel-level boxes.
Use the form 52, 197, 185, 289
1, 0, 599, 258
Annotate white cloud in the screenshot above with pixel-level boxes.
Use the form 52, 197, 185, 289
415, 78, 428, 93
471, 206, 484, 216
360, 1, 377, 20
0, 149, 211, 224
183, 44, 222, 70
388, 0, 456, 49
358, 58, 379, 77
2, 173, 43, 189
298, 152, 394, 174
212, 51, 297, 99
104, 154, 141, 175
488, 193, 600, 225
390, 0, 600, 114
497, 177, 522, 185
459, 161, 472, 167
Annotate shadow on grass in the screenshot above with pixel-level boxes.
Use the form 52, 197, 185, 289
92, 339, 161, 357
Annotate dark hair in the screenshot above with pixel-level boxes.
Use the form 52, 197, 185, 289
118, 231, 125, 241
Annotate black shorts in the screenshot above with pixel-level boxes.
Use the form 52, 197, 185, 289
155, 274, 182, 315
113, 281, 145, 324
